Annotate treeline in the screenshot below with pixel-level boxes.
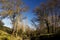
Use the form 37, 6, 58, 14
32, 0, 60, 34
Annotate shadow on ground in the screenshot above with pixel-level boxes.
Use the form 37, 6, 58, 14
30, 33, 60, 40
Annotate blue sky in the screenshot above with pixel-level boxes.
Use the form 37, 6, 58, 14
1, 0, 46, 28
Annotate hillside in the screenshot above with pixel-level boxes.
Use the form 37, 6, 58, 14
0, 25, 12, 34
0, 25, 60, 40
0, 26, 23, 40
0, 30, 12, 40
0, 30, 23, 40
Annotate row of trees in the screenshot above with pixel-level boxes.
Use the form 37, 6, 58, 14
32, 0, 60, 34
0, 0, 60, 40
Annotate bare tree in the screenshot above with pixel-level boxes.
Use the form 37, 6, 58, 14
33, 0, 60, 34
0, 0, 28, 39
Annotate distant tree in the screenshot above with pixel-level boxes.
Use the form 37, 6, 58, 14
34, 7, 45, 32
33, 3, 50, 33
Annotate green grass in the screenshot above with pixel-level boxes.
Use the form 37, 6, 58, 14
0, 30, 10, 40
0, 30, 22, 40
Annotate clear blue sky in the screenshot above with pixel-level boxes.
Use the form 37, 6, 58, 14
2, 0, 46, 28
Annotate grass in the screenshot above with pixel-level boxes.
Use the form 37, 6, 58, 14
0, 30, 22, 40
